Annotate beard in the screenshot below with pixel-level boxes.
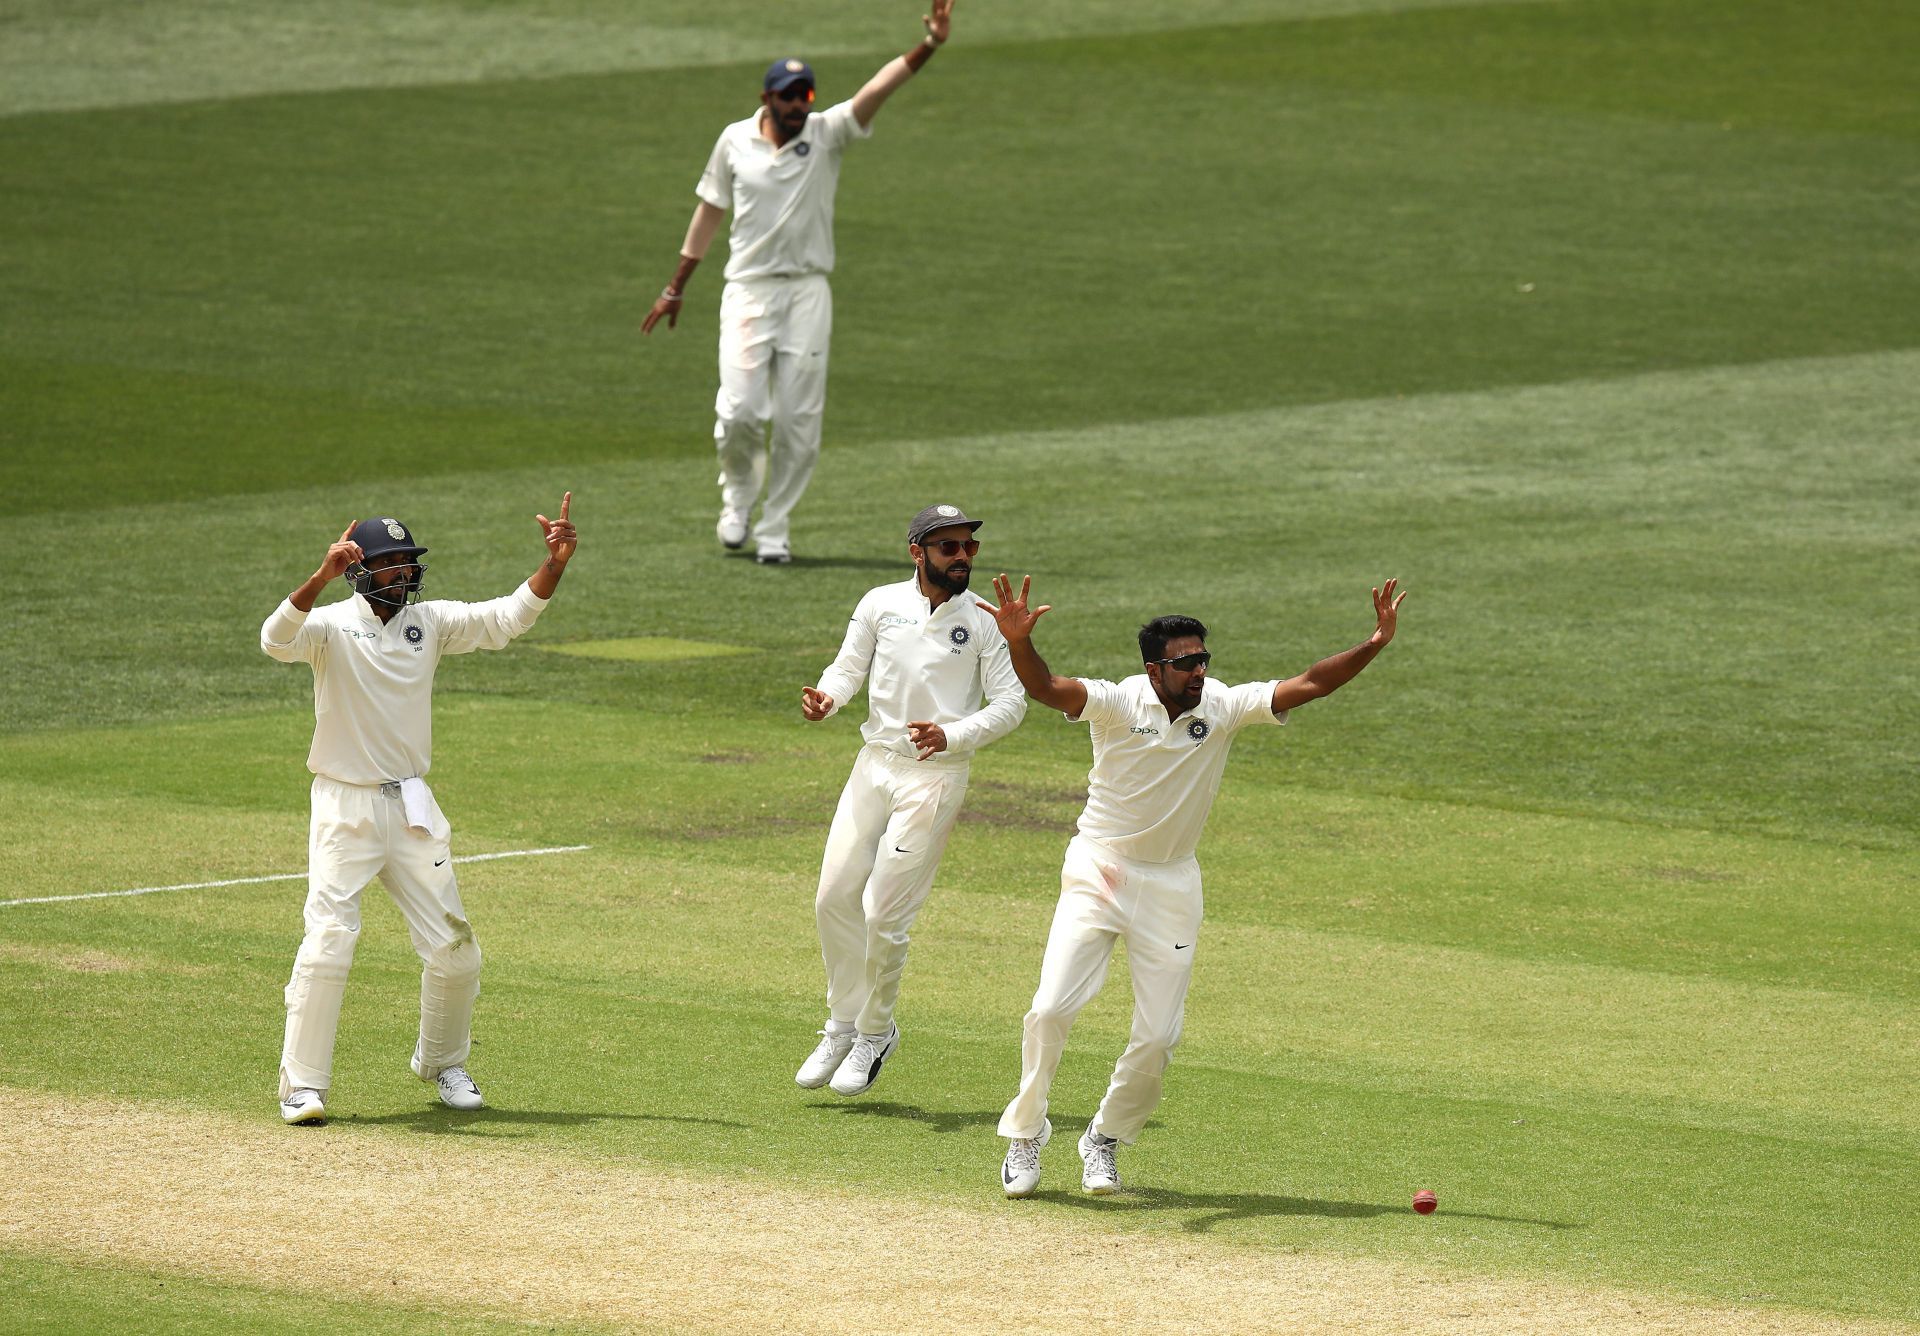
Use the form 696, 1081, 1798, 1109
925, 561, 971, 596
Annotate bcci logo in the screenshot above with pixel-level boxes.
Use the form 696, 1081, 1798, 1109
1186, 719, 1210, 742
384, 519, 406, 540
795, 142, 811, 157
949, 626, 970, 647
404, 625, 424, 645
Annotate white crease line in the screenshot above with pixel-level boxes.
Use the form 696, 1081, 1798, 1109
0, 846, 592, 909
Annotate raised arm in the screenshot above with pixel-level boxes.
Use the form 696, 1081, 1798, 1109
528, 491, 577, 599
976, 574, 1088, 717
643, 201, 727, 335
262, 522, 361, 663
851, 0, 953, 129
1270, 578, 1406, 713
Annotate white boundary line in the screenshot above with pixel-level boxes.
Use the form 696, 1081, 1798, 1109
0, 846, 591, 909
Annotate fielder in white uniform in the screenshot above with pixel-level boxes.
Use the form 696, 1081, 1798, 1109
260, 498, 578, 1125
795, 503, 1027, 1095
979, 574, 1406, 1196
641, 0, 957, 566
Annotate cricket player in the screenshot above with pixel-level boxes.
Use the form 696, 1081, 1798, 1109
979, 573, 1406, 1195
796, 504, 1026, 1095
640, 0, 957, 566
260, 497, 578, 1125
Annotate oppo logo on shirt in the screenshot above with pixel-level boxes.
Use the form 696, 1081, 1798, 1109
1130, 726, 1160, 736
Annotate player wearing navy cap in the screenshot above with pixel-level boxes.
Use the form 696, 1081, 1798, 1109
642, 1, 958, 566
260, 497, 577, 1125
794, 503, 1026, 1096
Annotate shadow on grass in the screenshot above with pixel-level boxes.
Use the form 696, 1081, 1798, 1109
722, 550, 903, 572
1031, 1186, 1577, 1234
339, 1106, 750, 1136
808, 1100, 1161, 1137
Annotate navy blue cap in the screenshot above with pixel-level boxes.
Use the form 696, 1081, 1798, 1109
764, 58, 815, 93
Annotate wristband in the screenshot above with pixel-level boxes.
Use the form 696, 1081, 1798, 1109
662, 287, 684, 302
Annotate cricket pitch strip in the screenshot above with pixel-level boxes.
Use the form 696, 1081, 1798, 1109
0, 1086, 1903, 1335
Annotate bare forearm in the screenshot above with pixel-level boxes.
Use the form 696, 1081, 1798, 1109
527, 556, 568, 601
668, 203, 725, 292
1007, 638, 1083, 713
288, 569, 333, 612
853, 37, 940, 126
1299, 638, 1384, 699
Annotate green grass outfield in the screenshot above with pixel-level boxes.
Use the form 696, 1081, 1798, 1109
3, 0, 1918, 1330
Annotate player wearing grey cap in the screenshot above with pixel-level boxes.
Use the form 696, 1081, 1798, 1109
260, 498, 577, 1125
795, 504, 1026, 1095
641, 1, 957, 566
979, 573, 1406, 1196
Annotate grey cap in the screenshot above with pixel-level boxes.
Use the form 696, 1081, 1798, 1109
907, 503, 983, 546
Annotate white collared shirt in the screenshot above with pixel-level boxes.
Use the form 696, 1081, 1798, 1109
815, 576, 1027, 768
260, 584, 548, 786
1071, 675, 1286, 864
696, 101, 872, 282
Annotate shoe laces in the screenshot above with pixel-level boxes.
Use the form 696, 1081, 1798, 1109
810, 1030, 847, 1060
1007, 1135, 1044, 1174
846, 1033, 882, 1065
1084, 1132, 1118, 1179
439, 1066, 478, 1093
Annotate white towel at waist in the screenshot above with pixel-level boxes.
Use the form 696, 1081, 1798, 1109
399, 777, 451, 841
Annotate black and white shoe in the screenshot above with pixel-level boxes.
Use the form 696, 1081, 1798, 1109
828, 1023, 899, 1095
433, 1065, 484, 1110
1002, 1118, 1051, 1198
795, 1028, 856, 1089
1079, 1126, 1120, 1194
279, 1088, 326, 1125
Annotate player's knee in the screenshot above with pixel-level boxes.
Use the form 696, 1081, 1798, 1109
293, 923, 357, 977
424, 933, 481, 986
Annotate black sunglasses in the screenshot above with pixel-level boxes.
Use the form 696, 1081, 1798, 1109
922, 538, 979, 558
1154, 651, 1211, 672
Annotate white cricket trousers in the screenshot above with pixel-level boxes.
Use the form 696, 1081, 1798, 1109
815, 745, 970, 1036
279, 776, 482, 1099
998, 835, 1204, 1145
714, 273, 831, 550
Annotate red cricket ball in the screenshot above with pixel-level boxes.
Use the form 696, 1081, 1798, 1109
1412, 1190, 1438, 1214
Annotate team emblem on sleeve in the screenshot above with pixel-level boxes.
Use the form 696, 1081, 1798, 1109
1186, 719, 1210, 742
405, 625, 424, 644
949, 626, 970, 647
795, 142, 811, 157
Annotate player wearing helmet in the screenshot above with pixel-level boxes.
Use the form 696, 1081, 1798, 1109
260, 496, 577, 1125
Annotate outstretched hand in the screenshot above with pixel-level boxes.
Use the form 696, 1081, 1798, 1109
975, 573, 1050, 643
538, 492, 577, 564
1369, 577, 1407, 647
924, 0, 955, 44
319, 522, 363, 582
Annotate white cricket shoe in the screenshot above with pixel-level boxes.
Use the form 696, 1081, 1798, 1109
1002, 1118, 1051, 1198
755, 540, 791, 566
1079, 1126, 1121, 1195
829, 1023, 899, 1096
795, 1028, 856, 1089
279, 1088, 326, 1125
433, 1065, 485, 1111
717, 510, 749, 550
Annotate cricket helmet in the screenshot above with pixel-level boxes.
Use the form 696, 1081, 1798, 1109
346, 516, 429, 607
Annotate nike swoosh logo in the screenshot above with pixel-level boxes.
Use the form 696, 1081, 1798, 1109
434, 859, 448, 867
1175, 944, 1190, 950
894, 846, 912, 854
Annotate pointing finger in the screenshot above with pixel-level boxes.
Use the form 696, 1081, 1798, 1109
560, 491, 571, 521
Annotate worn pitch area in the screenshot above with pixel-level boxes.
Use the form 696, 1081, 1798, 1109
1, 1087, 1902, 1335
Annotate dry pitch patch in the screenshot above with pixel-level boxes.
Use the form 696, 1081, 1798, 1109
3, 1087, 1905, 1335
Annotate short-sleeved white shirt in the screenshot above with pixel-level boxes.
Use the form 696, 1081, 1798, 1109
696, 101, 872, 282
260, 585, 547, 786
1071, 675, 1286, 864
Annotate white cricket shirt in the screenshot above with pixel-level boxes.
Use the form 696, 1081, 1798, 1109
260, 584, 548, 786
1071, 675, 1286, 864
815, 576, 1027, 769
696, 101, 872, 282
